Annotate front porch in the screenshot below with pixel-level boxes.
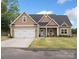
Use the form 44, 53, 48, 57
39, 27, 59, 37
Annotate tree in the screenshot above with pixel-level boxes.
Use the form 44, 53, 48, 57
72, 28, 77, 34
1, 0, 19, 32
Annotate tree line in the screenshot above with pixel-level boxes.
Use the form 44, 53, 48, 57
1, 0, 19, 32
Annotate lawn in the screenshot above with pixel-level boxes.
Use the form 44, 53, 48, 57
1, 36, 9, 41
29, 36, 77, 48
1, 31, 10, 41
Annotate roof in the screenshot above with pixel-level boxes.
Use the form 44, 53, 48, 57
10, 13, 72, 26
30, 14, 72, 26
30, 14, 43, 22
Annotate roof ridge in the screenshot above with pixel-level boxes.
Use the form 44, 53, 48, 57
29, 14, 56, 15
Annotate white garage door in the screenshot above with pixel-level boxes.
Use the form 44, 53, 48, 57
14, 28, 35, 38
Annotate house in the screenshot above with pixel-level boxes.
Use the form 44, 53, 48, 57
10, 12, 72, 38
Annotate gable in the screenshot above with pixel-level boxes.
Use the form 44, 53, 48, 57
12, 13, 37, 25
61, 22, 69, 27
38, 15, 51, 23
62, 23, 67, 27
47, 20, 58, 26
48, 15, 72, 26
10, 13, 72, 27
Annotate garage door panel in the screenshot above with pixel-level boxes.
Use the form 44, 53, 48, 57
14, 28, 35, 38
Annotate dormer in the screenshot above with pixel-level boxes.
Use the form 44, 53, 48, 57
61, 22, 69, 27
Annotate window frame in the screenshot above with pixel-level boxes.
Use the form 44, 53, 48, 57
61, 28, 67, 34
22, 16, 27, 22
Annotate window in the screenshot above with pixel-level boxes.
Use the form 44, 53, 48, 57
22, 16, 27, 22
62, 24, 67, 27
61, 22, 67, 27
61, 29, 67, 34
50, 29, 53, 32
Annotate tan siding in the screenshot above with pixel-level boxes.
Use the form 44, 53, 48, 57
68, 28, 72, 36
39, 15, 50, 22
12, 26, 14, 37
59, 27, 72, 36
14, 25, 36, 28
35, 26, 38, 37
57, 27, 59, 36
14, 13, 35, 25
47, 20, 58, 26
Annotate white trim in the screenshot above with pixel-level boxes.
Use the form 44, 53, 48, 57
10, 26, 12, 36
26, 12, 38, 24
60, 28, 68, 35
14, 25, 35, 26
57, 27, 59, 36
38, 14, 48, 23
37, 25, 40, 37
47, 15, 59, 26
61, 22, 69, 27
14, 28, 35, 38
10, 12, 37, 26
46, 18, 58, 26
10, 12, 25, 26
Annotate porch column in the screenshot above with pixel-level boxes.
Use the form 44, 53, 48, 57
10, 25, 13, 37
37, 25, 39, 38
57, 27, 59, 36
46, 27, 47, 37
69, 28, 72, 36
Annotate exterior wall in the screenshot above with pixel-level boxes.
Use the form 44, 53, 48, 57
47, 26, 58, 28
39, 28, 46, 37
14, 25, 36, 28
37, 25, 39, 38
59, 27, 72, 36
11, 25, 72, 38
10, 13, 72, 37
47, 28, 57, 36
39, 15, 51, 22
47, 20, 58, 26
12, 25, 37, 38
14, 13, 36, 25
57, 27, 60, 36
10, 25, 14, 37
35, 25, 38, 38
11, 13, 38, 38
39, 25, 58, 37
38, 26, 72, 37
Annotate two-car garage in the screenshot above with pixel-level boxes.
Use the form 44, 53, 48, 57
14, 28, 35, 38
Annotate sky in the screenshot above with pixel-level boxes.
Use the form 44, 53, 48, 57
18, 0, 77, 28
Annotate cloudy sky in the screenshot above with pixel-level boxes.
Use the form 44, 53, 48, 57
18, 0, 77, 28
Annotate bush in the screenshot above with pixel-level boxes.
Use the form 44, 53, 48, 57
72, 28, 77, 34
59, 35, 71, 37
1, 31, 9, 36
8, 34, 13, 38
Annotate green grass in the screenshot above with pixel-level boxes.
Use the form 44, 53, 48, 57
29, 36, 77, 48
1, 36, 9, 41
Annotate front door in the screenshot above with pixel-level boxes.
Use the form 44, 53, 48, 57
47, 28, 54, 37
47, 28, 57, 37
40, 28, 46, 37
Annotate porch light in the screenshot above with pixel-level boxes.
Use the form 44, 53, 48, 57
45, 15, 47, 17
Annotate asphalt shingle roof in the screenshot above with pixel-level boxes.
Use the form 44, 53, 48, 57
29, 14, 72, 26
30, 14, 43, 22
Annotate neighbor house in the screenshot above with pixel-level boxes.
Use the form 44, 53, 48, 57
10, 12, 72, 38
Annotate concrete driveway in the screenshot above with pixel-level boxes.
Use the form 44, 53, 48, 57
1, 38, 34, 47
